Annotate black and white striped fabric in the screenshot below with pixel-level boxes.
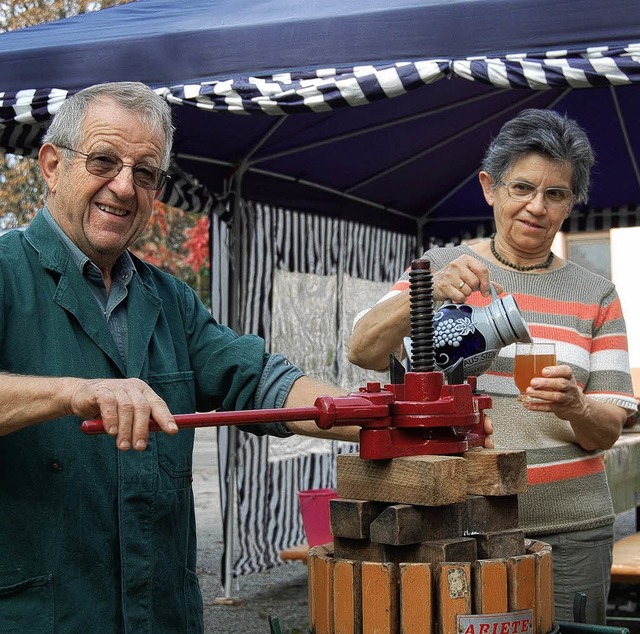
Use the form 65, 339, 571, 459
214, 202, 416, 577
161, 44, 640, 114
1, 42, 638, 212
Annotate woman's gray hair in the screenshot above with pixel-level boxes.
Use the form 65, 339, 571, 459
42, 81, 175, 170
481, 108, 595, 204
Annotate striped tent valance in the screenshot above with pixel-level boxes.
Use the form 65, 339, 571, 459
1, 42, 638, 214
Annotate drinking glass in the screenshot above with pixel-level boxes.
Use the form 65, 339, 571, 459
513, 342, 556, 402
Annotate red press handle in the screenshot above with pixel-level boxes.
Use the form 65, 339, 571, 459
81, 395, 387, 435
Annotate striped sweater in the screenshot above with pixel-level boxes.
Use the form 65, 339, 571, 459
383, 244, 638, 535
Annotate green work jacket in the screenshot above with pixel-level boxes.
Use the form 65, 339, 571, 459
0, 212, 301, 633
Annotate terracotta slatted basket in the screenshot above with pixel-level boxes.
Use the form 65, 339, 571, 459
307, 539, 555, 634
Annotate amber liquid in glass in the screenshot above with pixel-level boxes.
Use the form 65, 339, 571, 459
514, 353, 557, 395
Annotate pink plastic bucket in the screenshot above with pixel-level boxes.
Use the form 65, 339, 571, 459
297, 488, 338, 546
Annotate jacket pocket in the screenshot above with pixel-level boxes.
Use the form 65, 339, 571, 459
147, 371, 196, 484
0, 574, 54, 633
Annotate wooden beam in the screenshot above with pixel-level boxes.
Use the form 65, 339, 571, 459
369, 503, 463, 545
463, 449, 528, 496
337, 454, 467, 506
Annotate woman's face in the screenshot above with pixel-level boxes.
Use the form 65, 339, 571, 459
479, 152, 574, 258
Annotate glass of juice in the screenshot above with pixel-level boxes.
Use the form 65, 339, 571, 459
514, 342, 556, 402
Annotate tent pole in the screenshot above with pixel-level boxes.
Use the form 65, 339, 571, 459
222, 169, 245, 601
222, 425, 238, 600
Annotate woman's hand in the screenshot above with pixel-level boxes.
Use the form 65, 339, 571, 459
523, 364, 586, 416
523, 364, 626, 450
433, 254, 504, 303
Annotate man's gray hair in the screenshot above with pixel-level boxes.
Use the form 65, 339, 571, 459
42, 82, 175, 170
481, 108, 595, 204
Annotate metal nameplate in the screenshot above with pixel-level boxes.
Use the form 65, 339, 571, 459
457, 609, 534, 633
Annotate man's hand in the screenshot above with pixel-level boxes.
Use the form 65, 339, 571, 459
70, 378, 178, 451
483, 414, 494, 449
283, 376, 360, 442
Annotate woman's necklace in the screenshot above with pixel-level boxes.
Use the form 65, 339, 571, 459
489, 234, 554, 272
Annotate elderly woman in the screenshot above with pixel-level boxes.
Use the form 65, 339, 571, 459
348, 109, 637, 624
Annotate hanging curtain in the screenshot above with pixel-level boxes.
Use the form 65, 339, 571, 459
216, 201, 416, 577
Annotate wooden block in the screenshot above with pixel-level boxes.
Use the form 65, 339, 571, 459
369, 503, 463, 545
334, 536, 386, 562
525, 539, 551, 555
524, 538, 550, 554
474, 529, 526, 559
333, 536, 432, 566
463, 449, 528, 496
309, 547, 318, 628
334, 559, 361, 634
309, 544, 335, 629
507, 554, 536, 618
382, 543, 437, 567
280, 542, 310, 562
399, 563, 433, 634
310, 543, 335, 557
612, 531, 640, 583
463, 494, 519, 533
527, 533, 557, 627
336, 454, 467, 507
436, 563, 471, 634
361, 562, 398, 633
418, 537, 477, 564
534, 547, 555, 634
330, 498, 388, 539
309, 548, 335, 634
472, 559, 508, 614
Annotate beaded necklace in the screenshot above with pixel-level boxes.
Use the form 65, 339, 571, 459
489, 234, 554, 272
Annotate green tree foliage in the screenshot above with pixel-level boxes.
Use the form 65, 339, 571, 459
0, 0, 212, 308
0, 155, 43, 226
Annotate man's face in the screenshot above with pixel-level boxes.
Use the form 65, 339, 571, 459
41, 97, 165, 273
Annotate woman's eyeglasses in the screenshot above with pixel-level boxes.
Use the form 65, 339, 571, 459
499, 180, 574, 210
57, 145, 169, 190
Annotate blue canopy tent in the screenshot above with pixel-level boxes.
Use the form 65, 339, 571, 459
1, 0, 640, 594
1, 0, 639, 240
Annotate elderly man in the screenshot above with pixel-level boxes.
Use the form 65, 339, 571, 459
0, 82, 356, 632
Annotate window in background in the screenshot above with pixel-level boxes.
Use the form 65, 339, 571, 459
564, 231, 611, 279
611, 227, 640, 393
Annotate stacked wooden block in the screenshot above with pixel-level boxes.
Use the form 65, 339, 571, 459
307, 449, 555, 634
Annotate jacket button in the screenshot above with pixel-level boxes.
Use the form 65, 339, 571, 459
50, 461, 64, 472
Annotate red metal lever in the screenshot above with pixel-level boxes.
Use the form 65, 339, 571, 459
81, 375, 490, 460
81, 395, 387, 435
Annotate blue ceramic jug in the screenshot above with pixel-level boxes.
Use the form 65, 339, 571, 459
431, 284, 531, 377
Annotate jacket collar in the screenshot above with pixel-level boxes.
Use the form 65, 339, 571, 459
24, 209, 162, 377
25, 209, 74, 275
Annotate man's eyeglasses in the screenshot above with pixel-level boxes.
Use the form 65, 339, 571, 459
57, 146, 169, 190
499, 180, 574, 210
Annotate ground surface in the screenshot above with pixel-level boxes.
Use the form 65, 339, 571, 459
194, 429, 310, 634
